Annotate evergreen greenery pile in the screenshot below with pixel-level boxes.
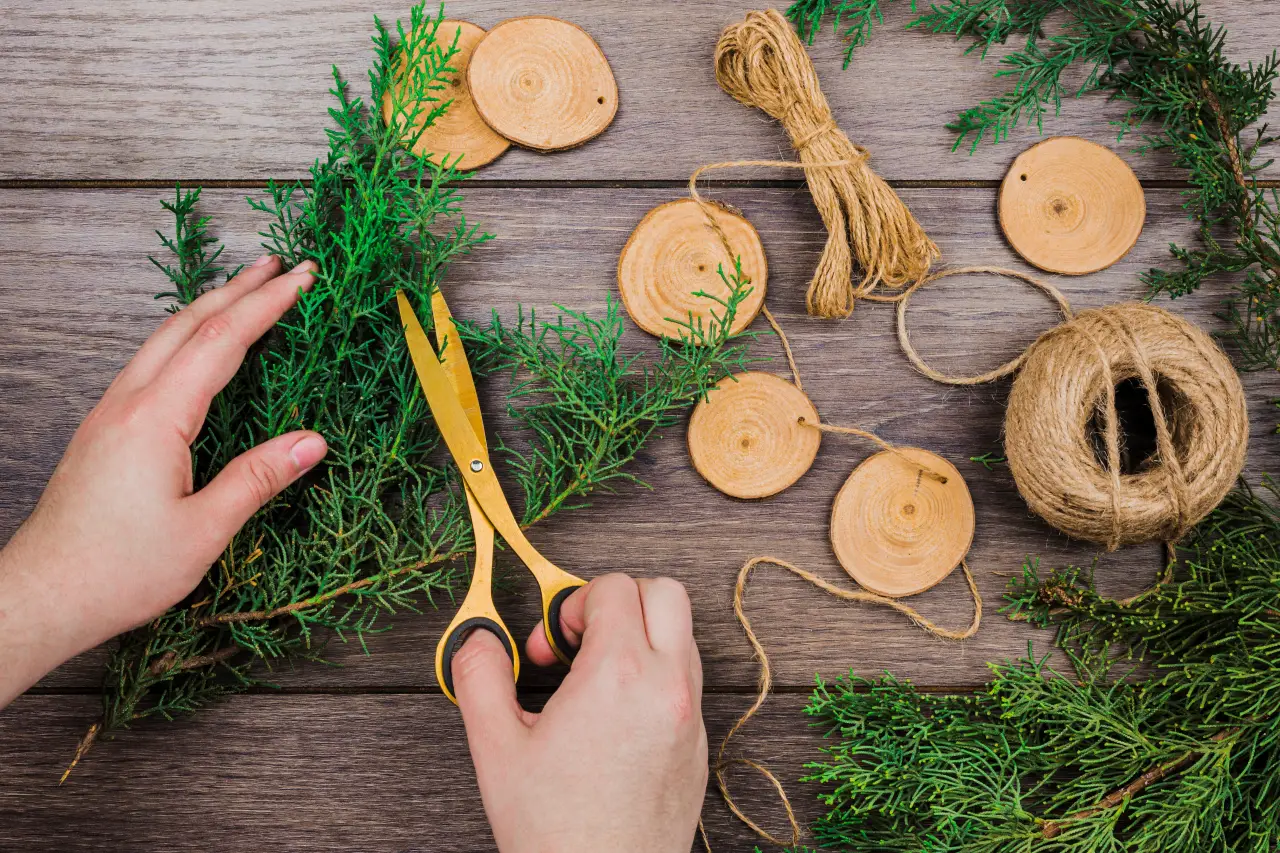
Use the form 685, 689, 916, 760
803, 482, 1280, 850
93, 3, 751, 744
787, 0, 1280, 369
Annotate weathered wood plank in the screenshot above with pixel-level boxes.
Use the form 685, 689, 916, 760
2, 0, 1276, 182
0, 692, 821, 852
3, 186, 1278, 697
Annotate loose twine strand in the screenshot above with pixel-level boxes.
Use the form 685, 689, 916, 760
714, 9, 941, 318
717, 556, 982, 848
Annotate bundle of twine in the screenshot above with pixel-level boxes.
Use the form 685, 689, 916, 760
714, 9, 939, 318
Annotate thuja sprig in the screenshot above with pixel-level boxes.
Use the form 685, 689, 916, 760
82, 2, 752, 771
802, 480, 1280, 850
786, 0, 912, 67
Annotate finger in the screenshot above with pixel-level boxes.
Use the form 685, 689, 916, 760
634, 577, 694, 657
183, 430, 327, 553
454, 629, 529, 764
690, 637, 704, 698
525, 583, 586, 668
150, 262, 316, 442
579, 573, 649, 656
113, 255, 283, 393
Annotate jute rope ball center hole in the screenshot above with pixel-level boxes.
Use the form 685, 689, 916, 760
380, 20, 511, 169
618, 198, 767, 340
830, 448, 974, 598
687, 372, 820, 500
468, 16, 618, 152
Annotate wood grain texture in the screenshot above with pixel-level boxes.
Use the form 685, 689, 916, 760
0, 693, 822, 852
3, 185, 1278, 697
1, 0, 1276, 182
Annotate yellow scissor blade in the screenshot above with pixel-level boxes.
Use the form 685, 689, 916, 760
397, 290, 491, 466
430, 288, 486, 448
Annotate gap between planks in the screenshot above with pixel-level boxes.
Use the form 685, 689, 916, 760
1, 178, 1275, 191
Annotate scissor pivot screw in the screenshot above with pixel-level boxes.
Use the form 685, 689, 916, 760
470, 459, 484, 472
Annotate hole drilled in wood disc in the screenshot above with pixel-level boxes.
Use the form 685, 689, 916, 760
687, 372, 820, 500
618, 198, 767, 340
998, 136, 1145, 275
467, 16, 618, 152
381, 20, 511, 169
830, 448, 974, 598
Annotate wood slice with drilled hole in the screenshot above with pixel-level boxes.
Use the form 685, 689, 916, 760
998, 136, 1145, 275
830, 448, 974, 598
687, 372, 820, 500
618, 198, 766, 340
467, 16, 618, 152
380, 21, 511, 169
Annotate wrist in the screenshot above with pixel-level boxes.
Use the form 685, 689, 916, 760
0, 521, 102, 707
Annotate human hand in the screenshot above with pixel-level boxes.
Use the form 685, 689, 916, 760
0, 256, 327, 707
453, 574, 708, 853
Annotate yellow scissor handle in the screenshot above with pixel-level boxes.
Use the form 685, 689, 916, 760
537, 567, 588, 667
434, 526, 519, 705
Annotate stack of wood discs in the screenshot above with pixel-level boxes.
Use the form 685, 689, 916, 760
385, 16, 618, 167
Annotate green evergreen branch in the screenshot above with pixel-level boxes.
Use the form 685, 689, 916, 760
91, 4, 751, 752
792, 0, 1280, 367
787, 0, 913, 67
803, 481, 1280, 850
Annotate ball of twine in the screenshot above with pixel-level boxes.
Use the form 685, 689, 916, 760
714, 10, 939, 318
1005, 302, 1247, 550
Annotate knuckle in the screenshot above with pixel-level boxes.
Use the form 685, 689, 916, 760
650, 577, 690, 606
242, 455, 283, 505
197, 312, 236, 344
661, 675, 697, 727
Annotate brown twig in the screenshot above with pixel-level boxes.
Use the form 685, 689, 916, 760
59, 721, 101, 786
146, 644, 242, 677
1040, 728, 1238, 838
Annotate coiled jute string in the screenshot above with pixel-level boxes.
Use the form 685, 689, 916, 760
714, 9, 940, 318
895, 274, 1249, 550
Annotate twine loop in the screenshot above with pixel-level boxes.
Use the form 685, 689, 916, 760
715, 9, 940, 318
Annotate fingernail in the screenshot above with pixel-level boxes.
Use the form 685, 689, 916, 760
290, 260, 316, 274
252, 254, 274, 267
290, 434, 328, 471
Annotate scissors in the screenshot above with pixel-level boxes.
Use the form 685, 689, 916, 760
396, 289, 587, 705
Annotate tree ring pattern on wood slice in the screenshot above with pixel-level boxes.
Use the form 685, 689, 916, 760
830, 448, 974, 598
618, 198, 766, 340
998, 136, 1145, 275
467, 16, 618, 152
687, 372, 820, 500
380, 20, 511, 169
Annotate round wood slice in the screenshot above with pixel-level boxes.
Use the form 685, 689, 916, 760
830, 448, 974, 598
381, 20, 511, 169
467, 16, 618, 152
618, 199, 767, 340
998, 136, 1145, 275
687, 372, 820, 500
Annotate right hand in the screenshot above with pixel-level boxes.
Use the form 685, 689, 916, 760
453, 574, 708, 853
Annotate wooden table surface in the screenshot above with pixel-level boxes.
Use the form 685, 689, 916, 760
3, 2, 1279, 850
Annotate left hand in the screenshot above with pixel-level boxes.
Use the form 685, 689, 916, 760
0, 255, 327, 708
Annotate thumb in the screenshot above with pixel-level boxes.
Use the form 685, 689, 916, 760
187, 431, 327, 547
454, 629, 527, 764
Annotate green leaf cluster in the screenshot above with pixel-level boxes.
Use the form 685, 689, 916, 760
99, 3, 752, 737
790, 0, 1280, 369
802, 481, 1280, 851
